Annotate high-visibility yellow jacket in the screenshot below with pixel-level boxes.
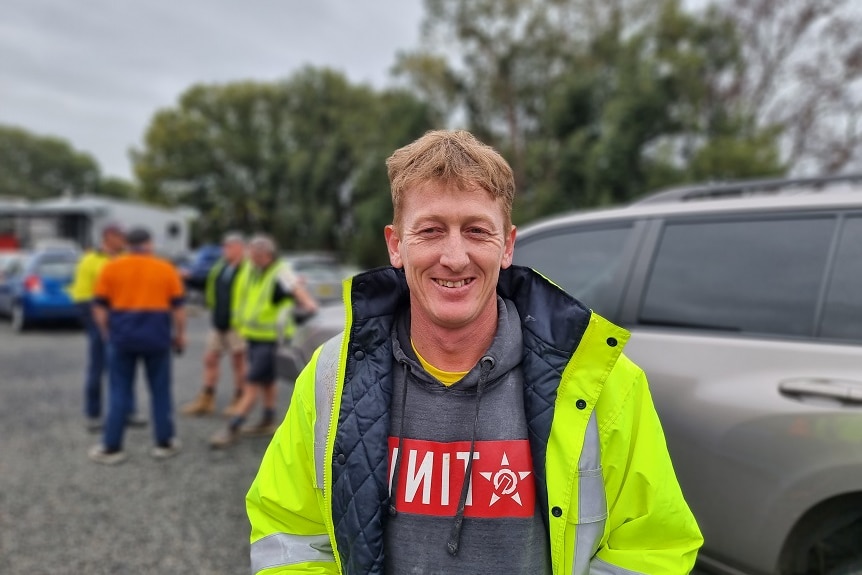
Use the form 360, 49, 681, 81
69, 250, 111, 302
246, 266, 703, 574
234, 262, 295, 342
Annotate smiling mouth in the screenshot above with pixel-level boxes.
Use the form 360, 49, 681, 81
434, 278, 473, 288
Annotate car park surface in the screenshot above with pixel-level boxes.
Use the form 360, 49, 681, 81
0, 310, 274, 574
275, 175, 862, 575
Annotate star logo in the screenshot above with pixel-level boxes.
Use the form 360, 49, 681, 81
479, 452, 532, 506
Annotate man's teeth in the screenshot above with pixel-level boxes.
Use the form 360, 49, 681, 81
436, 279, 470, 288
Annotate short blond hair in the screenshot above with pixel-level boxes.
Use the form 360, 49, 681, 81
386, 130, 515, 230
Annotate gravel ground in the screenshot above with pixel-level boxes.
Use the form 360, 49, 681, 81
0, 308, 717, 575
0, 310, 289, 575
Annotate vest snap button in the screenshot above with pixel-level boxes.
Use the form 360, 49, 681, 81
576, 399, 587, 410
551, 506, 563, 517
354, 350, 365, 360
336, 453, 346, 465
606, 337, 618, 347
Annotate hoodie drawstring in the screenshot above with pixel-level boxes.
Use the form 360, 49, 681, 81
447, 356, 495, 556
388, 363, 410, 517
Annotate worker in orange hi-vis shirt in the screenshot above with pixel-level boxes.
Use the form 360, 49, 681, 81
88, 227, 186, 465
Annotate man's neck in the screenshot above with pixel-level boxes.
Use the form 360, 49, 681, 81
409, 305, 498, 372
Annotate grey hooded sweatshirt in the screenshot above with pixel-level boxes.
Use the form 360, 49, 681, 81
384, 297, 552, 575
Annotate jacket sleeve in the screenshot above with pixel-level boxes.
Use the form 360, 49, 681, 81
246, 357, 338, 575
596, 357, 704, 574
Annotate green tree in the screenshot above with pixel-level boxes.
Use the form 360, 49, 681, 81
132, 68, 435, 266
531, 0, 785, 215
408, 0, 785, 222
0, 125, 100, 199
96, 176, 138, 199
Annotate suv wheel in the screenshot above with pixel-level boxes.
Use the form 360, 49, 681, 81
10, 303, 27, 332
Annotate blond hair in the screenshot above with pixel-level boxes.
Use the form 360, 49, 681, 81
386, 130, 515, 229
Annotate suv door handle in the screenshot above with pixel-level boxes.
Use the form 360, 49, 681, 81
779, 378, 862, 405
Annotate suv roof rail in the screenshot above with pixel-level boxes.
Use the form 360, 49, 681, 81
633, 173, 862, 205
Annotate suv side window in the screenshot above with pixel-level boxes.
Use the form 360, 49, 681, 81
820, 216, 862, 341
514, 224, 634, 317
639, 216, 836, 337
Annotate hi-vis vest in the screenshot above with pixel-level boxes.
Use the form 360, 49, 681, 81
234, 262, 295, 342
205, 258, 247, 328
69, 250, 111, 302
245, 266, 703, 575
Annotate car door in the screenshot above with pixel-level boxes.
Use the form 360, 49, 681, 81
618, 211, 862, 574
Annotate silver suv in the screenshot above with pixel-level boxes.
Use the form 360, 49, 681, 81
514, 175, 862, 575
277, 175, 862, 575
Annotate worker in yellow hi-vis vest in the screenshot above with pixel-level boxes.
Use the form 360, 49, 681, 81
69, 223, 143, 432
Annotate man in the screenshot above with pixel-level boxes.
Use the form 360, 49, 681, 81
246, 130, 703, 574
181, 232, 248, 416
88, 227, 186, 464
69, 224, 144, 431
209, 234, 317, 448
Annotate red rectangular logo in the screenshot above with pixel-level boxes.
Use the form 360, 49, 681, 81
388, 438, 536, 518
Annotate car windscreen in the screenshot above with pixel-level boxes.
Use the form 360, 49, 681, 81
32, 254, 78, 279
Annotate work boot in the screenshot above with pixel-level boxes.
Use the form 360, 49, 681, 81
181, 391, 216, 416
88, 444, 128, 465
209, 426, 238, 449
240, 419, 277, 437
150, 438, 182, 460
222, 394, 243, 416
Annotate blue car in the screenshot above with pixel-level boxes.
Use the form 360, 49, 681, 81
0, 249, 81, 332
179, 244, 222, 291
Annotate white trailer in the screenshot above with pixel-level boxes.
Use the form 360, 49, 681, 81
0, 196, 197, 259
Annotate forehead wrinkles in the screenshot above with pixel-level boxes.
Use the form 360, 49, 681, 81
404, 185, 504, 225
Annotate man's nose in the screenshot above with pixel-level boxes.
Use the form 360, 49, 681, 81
440, 234, 469, 271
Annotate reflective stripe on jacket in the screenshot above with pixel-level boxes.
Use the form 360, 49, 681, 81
246, 266, 703, 574
235, 262, 294, 341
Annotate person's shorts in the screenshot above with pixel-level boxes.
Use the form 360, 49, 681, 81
205, 329, 246, 355
246, 341, 277, 386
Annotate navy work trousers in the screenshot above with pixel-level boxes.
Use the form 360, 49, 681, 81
80, 303, 136, 419
103, 346, 174, 451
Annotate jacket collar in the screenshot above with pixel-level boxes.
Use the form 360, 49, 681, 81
349, 265, 594, 358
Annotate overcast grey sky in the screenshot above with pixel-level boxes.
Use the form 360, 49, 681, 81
0, 0, 425, 179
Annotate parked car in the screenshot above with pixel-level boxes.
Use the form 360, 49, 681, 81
275, 175, 862, 575
282, 253, 352, 306
0, 248, 81, 331
179, 244, 222, 291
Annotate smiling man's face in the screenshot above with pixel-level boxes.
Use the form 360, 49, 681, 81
385, 180, 516, 334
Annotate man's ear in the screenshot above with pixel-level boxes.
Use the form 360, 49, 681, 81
501, 226, 517, 269
384, 225, 403, 268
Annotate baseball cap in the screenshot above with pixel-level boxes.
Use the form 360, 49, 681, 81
125, 227, 152, 247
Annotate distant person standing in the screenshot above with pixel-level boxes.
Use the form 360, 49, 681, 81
181, 232, 248, 416
69, 224, 144, 431
88, 227, 186, 464
209, 234, 317, 448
